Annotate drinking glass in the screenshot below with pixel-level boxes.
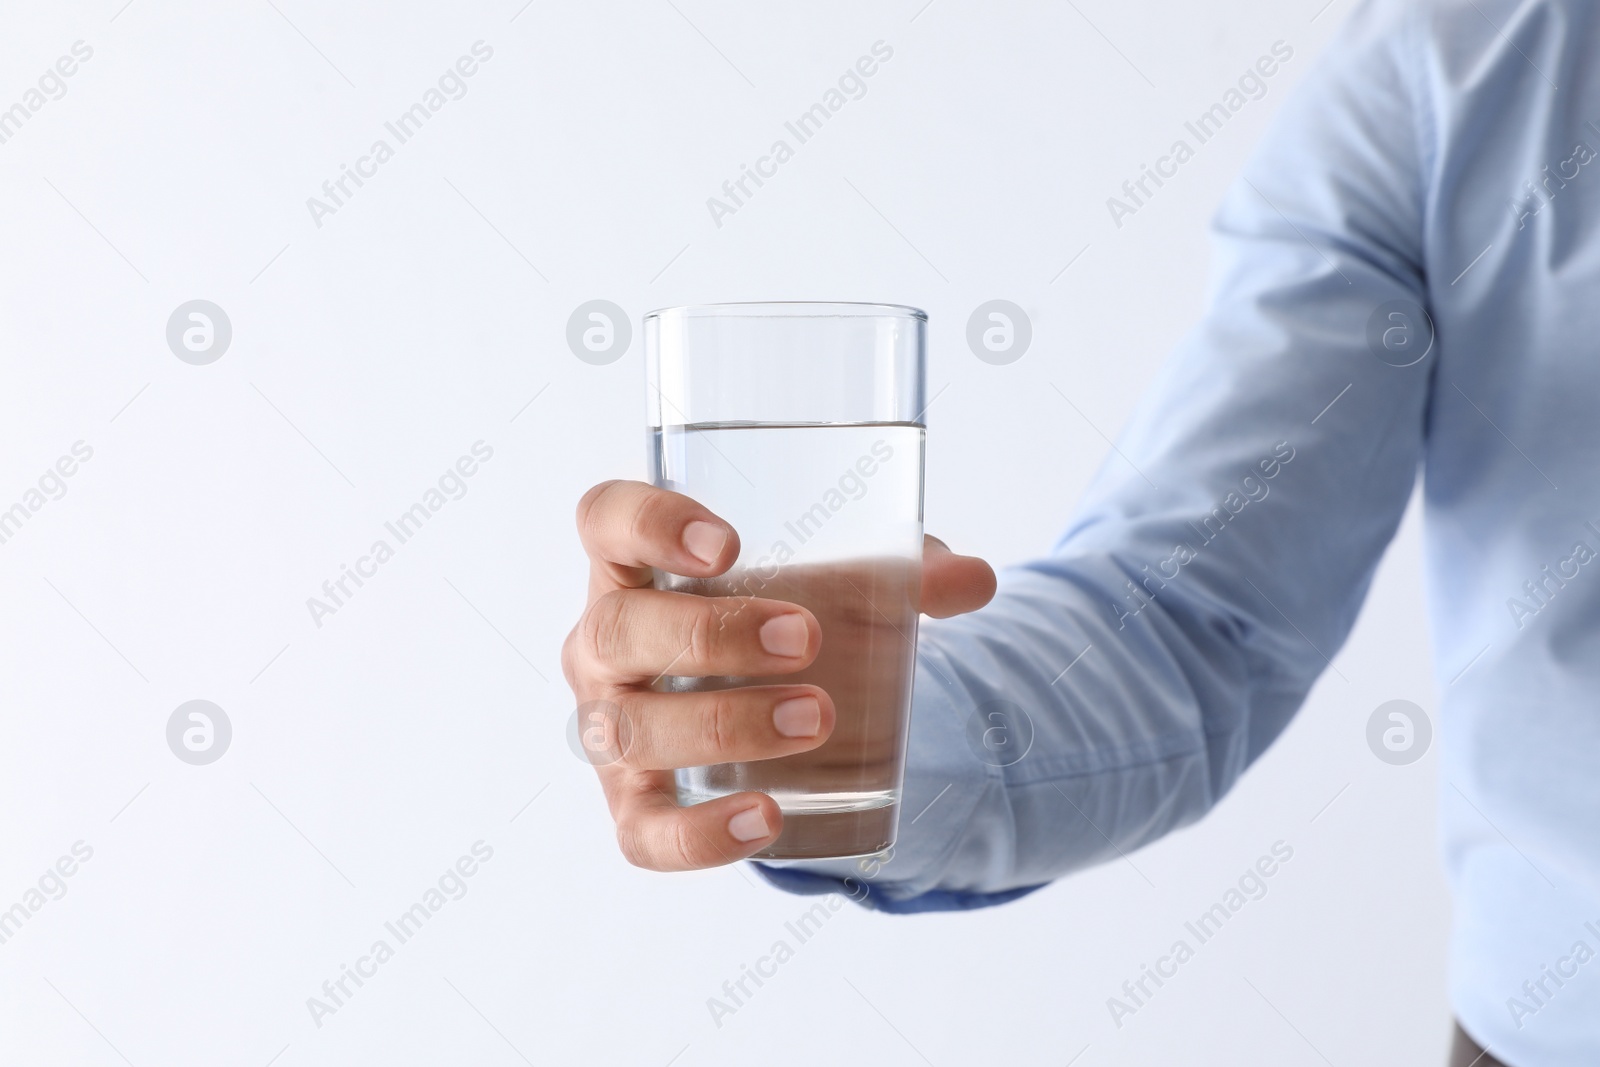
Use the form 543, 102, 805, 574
645, 302, 927, 860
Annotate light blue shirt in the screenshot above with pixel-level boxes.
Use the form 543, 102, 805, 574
753, 1, 1600, 1060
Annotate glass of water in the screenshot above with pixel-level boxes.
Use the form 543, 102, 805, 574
645, 302, 927, 861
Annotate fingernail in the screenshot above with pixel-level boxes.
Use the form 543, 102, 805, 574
759, 613, 809, 657
773, 696, 821, 738
728, 805, 770, 842
683, 521, 728, 566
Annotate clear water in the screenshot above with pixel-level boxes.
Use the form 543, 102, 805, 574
651, 422, 925, 859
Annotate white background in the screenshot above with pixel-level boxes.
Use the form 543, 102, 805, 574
0, 1, 1449, 1064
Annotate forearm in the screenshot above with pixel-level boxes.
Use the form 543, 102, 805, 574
755, 0, 1434, 910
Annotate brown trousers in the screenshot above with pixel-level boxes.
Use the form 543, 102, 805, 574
1450, 1024, 1509, 1067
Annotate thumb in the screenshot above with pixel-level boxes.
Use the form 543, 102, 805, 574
920, 535, 996, 619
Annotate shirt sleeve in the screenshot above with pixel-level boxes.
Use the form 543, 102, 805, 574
753, 0, 1436, 913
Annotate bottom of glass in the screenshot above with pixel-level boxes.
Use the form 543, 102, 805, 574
680, 787, 900, 860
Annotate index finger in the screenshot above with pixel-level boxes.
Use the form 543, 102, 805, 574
577, 480, 741, 593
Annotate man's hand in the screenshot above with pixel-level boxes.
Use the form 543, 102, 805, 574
563, 480, 996, 871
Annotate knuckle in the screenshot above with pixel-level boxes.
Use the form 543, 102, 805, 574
627, 486, 678, 548
683, 600, 722, 667
560, 626, 582, 688
614, 817, 651, 869
576, 480, 623, 537
700, 692, 741, 757
667, 812, 704, 868
577, 698, 635, 769
581, 589, 631, 666
607, 699, 644, 771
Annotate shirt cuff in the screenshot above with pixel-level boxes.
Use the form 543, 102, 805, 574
741, 633, 1051, 913
748, 859, 1049, 913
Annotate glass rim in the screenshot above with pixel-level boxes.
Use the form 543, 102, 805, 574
643, 300, 928, 321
